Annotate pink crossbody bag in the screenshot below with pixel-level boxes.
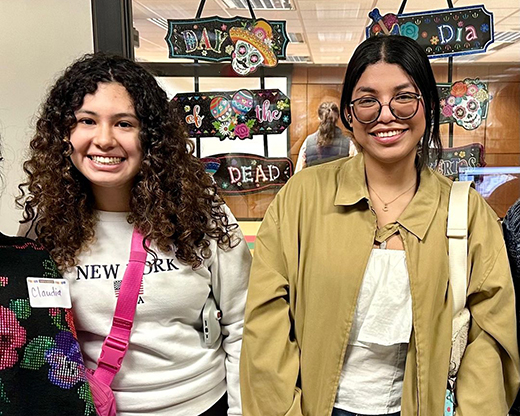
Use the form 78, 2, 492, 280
86, 229, 148, 416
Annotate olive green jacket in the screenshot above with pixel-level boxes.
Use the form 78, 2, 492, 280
240, 154, 520, 416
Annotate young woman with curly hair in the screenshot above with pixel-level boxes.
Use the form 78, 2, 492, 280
17, 53, 251, 416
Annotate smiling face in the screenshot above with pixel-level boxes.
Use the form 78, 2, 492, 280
347, 62, 426, 169
69, 82, 142, 209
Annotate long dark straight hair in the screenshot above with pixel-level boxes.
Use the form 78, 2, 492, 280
339, 35, 442, 170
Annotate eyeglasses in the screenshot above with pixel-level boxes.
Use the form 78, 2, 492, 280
349, 92, 422, 124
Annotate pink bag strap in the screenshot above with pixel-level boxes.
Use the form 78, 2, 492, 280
94, 228, 149, 386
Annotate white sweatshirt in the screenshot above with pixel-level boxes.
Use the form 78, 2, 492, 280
63, 209, 251, 415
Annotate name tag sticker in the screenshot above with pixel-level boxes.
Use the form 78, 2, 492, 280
26, 278, 72, 309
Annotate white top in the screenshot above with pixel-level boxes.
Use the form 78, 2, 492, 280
63, 208, 251, 416
335, 248, 412, 414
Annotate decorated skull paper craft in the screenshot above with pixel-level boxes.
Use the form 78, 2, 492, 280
229, 20, 277, 76
439, 79, 489, 130
453, 96, 482, 130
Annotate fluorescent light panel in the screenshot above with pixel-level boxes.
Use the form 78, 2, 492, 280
315, 4, 360, 19
317, 32, 354, 42
284, 55, 311, 62
148, 17, 168, 30
221, 0, 293, 10
288, 32, 304, 43
494, 31, 520, 43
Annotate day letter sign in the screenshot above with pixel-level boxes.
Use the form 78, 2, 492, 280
173, 89, 291, 141
202, 154, 293, 195
165, 17, 289, 75
366, 5, 494, 58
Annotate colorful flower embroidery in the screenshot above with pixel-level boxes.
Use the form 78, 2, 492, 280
20, 335, 55, 370
43, 259, 60, 278
0, 306, 27, 370
78, 382, 97, 415
9, 298, 31, 320
65, 309, 78, 339
45, 331, 86, 389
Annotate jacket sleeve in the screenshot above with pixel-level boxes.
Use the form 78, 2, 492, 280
455, 192, 520, 415
210, 206, 252, 416
239, 203, 303, 416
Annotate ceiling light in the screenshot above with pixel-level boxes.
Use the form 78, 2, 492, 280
288, 33, 304, 43
221, 0, 293, 10
318, 32, 353, 42
494, 32, 520, 43
147, 17, 168, 31
315, 4, 360, 19
319, 47, 345, 53
284, 55, 311, 62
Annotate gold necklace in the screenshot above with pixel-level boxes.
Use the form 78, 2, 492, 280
368, 182, 416, 212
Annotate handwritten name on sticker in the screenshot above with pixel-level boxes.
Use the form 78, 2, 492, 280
27, 278, 72, 309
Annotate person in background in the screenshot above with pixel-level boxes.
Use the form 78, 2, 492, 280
240, 35, 519, 416
502, 199, 520, 416
295, 102, 353, 172
0, 137, 95, 415
17, 54, 251, 416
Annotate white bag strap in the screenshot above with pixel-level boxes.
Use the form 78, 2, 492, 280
447, 181, 472, 316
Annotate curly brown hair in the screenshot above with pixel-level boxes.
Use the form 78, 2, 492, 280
17, 53, 237, 271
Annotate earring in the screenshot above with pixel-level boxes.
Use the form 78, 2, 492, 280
346, 114, 352, 124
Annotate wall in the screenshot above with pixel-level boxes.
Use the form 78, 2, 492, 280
0, 1, 93, 235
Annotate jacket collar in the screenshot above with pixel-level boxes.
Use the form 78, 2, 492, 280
334, 153, 441, 241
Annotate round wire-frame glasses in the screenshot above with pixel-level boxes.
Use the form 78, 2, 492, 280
349, 92, 422, 124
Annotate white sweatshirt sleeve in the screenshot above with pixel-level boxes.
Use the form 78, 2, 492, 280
209, 206, 252, 415
294, 139, 307, 173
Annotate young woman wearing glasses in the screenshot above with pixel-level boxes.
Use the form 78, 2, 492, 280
240, 35, 519, 416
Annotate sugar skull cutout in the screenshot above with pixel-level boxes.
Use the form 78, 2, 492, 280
232, 40, 265, 76
229, 20, 277, 76
452, 96, 482, 130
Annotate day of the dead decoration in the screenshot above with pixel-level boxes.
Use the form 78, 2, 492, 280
201, 154, 293, 195
173, 89, 291, 141
367, 6, 494, 58
438, 78, 489, 130
165, 17, 289, 75
431, 143, 485, 181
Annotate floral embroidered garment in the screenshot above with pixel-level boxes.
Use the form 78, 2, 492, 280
0, 232, 95, 415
